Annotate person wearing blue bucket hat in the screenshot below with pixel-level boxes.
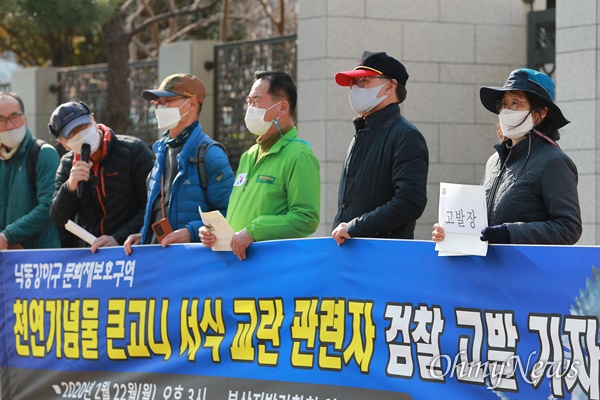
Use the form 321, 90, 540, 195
433, 68, 582, 245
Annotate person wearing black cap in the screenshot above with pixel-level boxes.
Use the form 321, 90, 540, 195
49, 101, 155, 251
432, 68, 582, 245
331, 51, 429, 245
124, 73, 234, 255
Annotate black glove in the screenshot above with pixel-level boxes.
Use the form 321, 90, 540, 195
480, 225, 510, 244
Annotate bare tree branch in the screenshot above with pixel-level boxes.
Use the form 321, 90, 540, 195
119, 0, 136, 14
126, 1, 145, 27
130, 36, 154, 58
128, 0, 219, 36
221, 0, 229, 42
164, 13, 221, 44
278, 0, 284, 34
257, 0, 278, 27
139, 0, 160, 50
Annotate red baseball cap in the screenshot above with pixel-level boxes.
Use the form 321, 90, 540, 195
335, 51, 409, 87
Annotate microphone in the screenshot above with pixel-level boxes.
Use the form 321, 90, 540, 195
77, 143, 91, 198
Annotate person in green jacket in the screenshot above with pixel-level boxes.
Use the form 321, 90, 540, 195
199, 71, 320, 260
0, 92, 61, 249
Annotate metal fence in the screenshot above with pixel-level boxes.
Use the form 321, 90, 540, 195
527, 9, 555, 76
57, 59, 159, 145
213, 35, 297, 171
52, 35, 298, 167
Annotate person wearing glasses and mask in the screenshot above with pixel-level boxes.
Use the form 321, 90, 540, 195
331, 51, 429, 245
199, 71, 320, 260
49, 101, 154, 252
432, 68, 582, 245
0, 92, 60, 249
124, 73, 234, 255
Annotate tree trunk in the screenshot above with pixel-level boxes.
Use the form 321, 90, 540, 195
102, 16, 131, 134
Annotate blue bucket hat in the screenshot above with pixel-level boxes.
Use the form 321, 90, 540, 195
480, 68, 569, 129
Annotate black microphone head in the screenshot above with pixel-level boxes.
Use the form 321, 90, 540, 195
80, 143, 91, 162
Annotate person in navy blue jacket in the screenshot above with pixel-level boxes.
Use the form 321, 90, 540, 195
124, 74, 234, 255
432, 68, 581, 245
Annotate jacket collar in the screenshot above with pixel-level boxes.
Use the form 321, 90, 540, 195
355, 103, 401, 132
494, 133, 533, 162
249, 126, 298, 157
73, 124, 114, 167
12, 128, 34, 158
153, 121, 207, 172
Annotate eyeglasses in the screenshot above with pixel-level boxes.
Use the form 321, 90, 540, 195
496, 99, 530, 112
350, 76, 390, 88
151, 96, 188, 109
0, 113, 23, 128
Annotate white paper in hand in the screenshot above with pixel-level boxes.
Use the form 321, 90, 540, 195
199, 207, 234, 251
65, 220, 97, 246
435, 182, 488, 257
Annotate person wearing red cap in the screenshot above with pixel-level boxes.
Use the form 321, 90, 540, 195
331, 51, 429, 245
432, 68, 582, 245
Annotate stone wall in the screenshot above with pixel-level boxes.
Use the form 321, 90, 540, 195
297, 0, 599, 245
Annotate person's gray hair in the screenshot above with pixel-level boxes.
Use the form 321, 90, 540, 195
0, 92, 25, 113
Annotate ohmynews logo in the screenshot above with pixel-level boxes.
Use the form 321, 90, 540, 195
430, 351, 580, 390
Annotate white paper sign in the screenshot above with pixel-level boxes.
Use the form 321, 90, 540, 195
199, 207, 234, 252
65, 220, 97, 246
435, 182, 488, 257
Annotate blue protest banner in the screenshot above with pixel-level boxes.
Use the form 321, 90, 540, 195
1, 238, 599, 399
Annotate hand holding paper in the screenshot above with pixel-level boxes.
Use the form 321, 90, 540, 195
435, 182, 488, 256
199, 207, 234, 251
65, 220, 97, 246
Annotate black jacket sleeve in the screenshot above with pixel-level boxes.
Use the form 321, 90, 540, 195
110, 140, 155, 244
347, 125, 429, 238
49, 154, 79, 227
506, 154, 582, 244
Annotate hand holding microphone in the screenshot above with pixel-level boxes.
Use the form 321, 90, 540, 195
76, 143, 91, 198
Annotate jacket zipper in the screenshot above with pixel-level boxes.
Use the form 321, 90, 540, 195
95, 166, 107, 235
340, 133, 359, 212
487, 149, 512, 223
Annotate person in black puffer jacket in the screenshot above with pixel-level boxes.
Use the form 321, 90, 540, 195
433, 68, 582, 245
331, 51, 429, 245
49, 101, 155, 252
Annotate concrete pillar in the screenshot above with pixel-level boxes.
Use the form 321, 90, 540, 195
555, 0, 599, 245
11, 67, 59, 143
158, 40, 219, 138
297, 0, 535, 239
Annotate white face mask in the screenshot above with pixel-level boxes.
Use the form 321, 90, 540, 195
244, 102, 281, 136
66, 123, 100, 155
0, 124, 27, 149
155, 98, 190, 130
498, 109, 535, 141
348, 83, 388, 114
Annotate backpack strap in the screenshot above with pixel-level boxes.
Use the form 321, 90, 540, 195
27, 139, 45, 191
190, 141, 227, 191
